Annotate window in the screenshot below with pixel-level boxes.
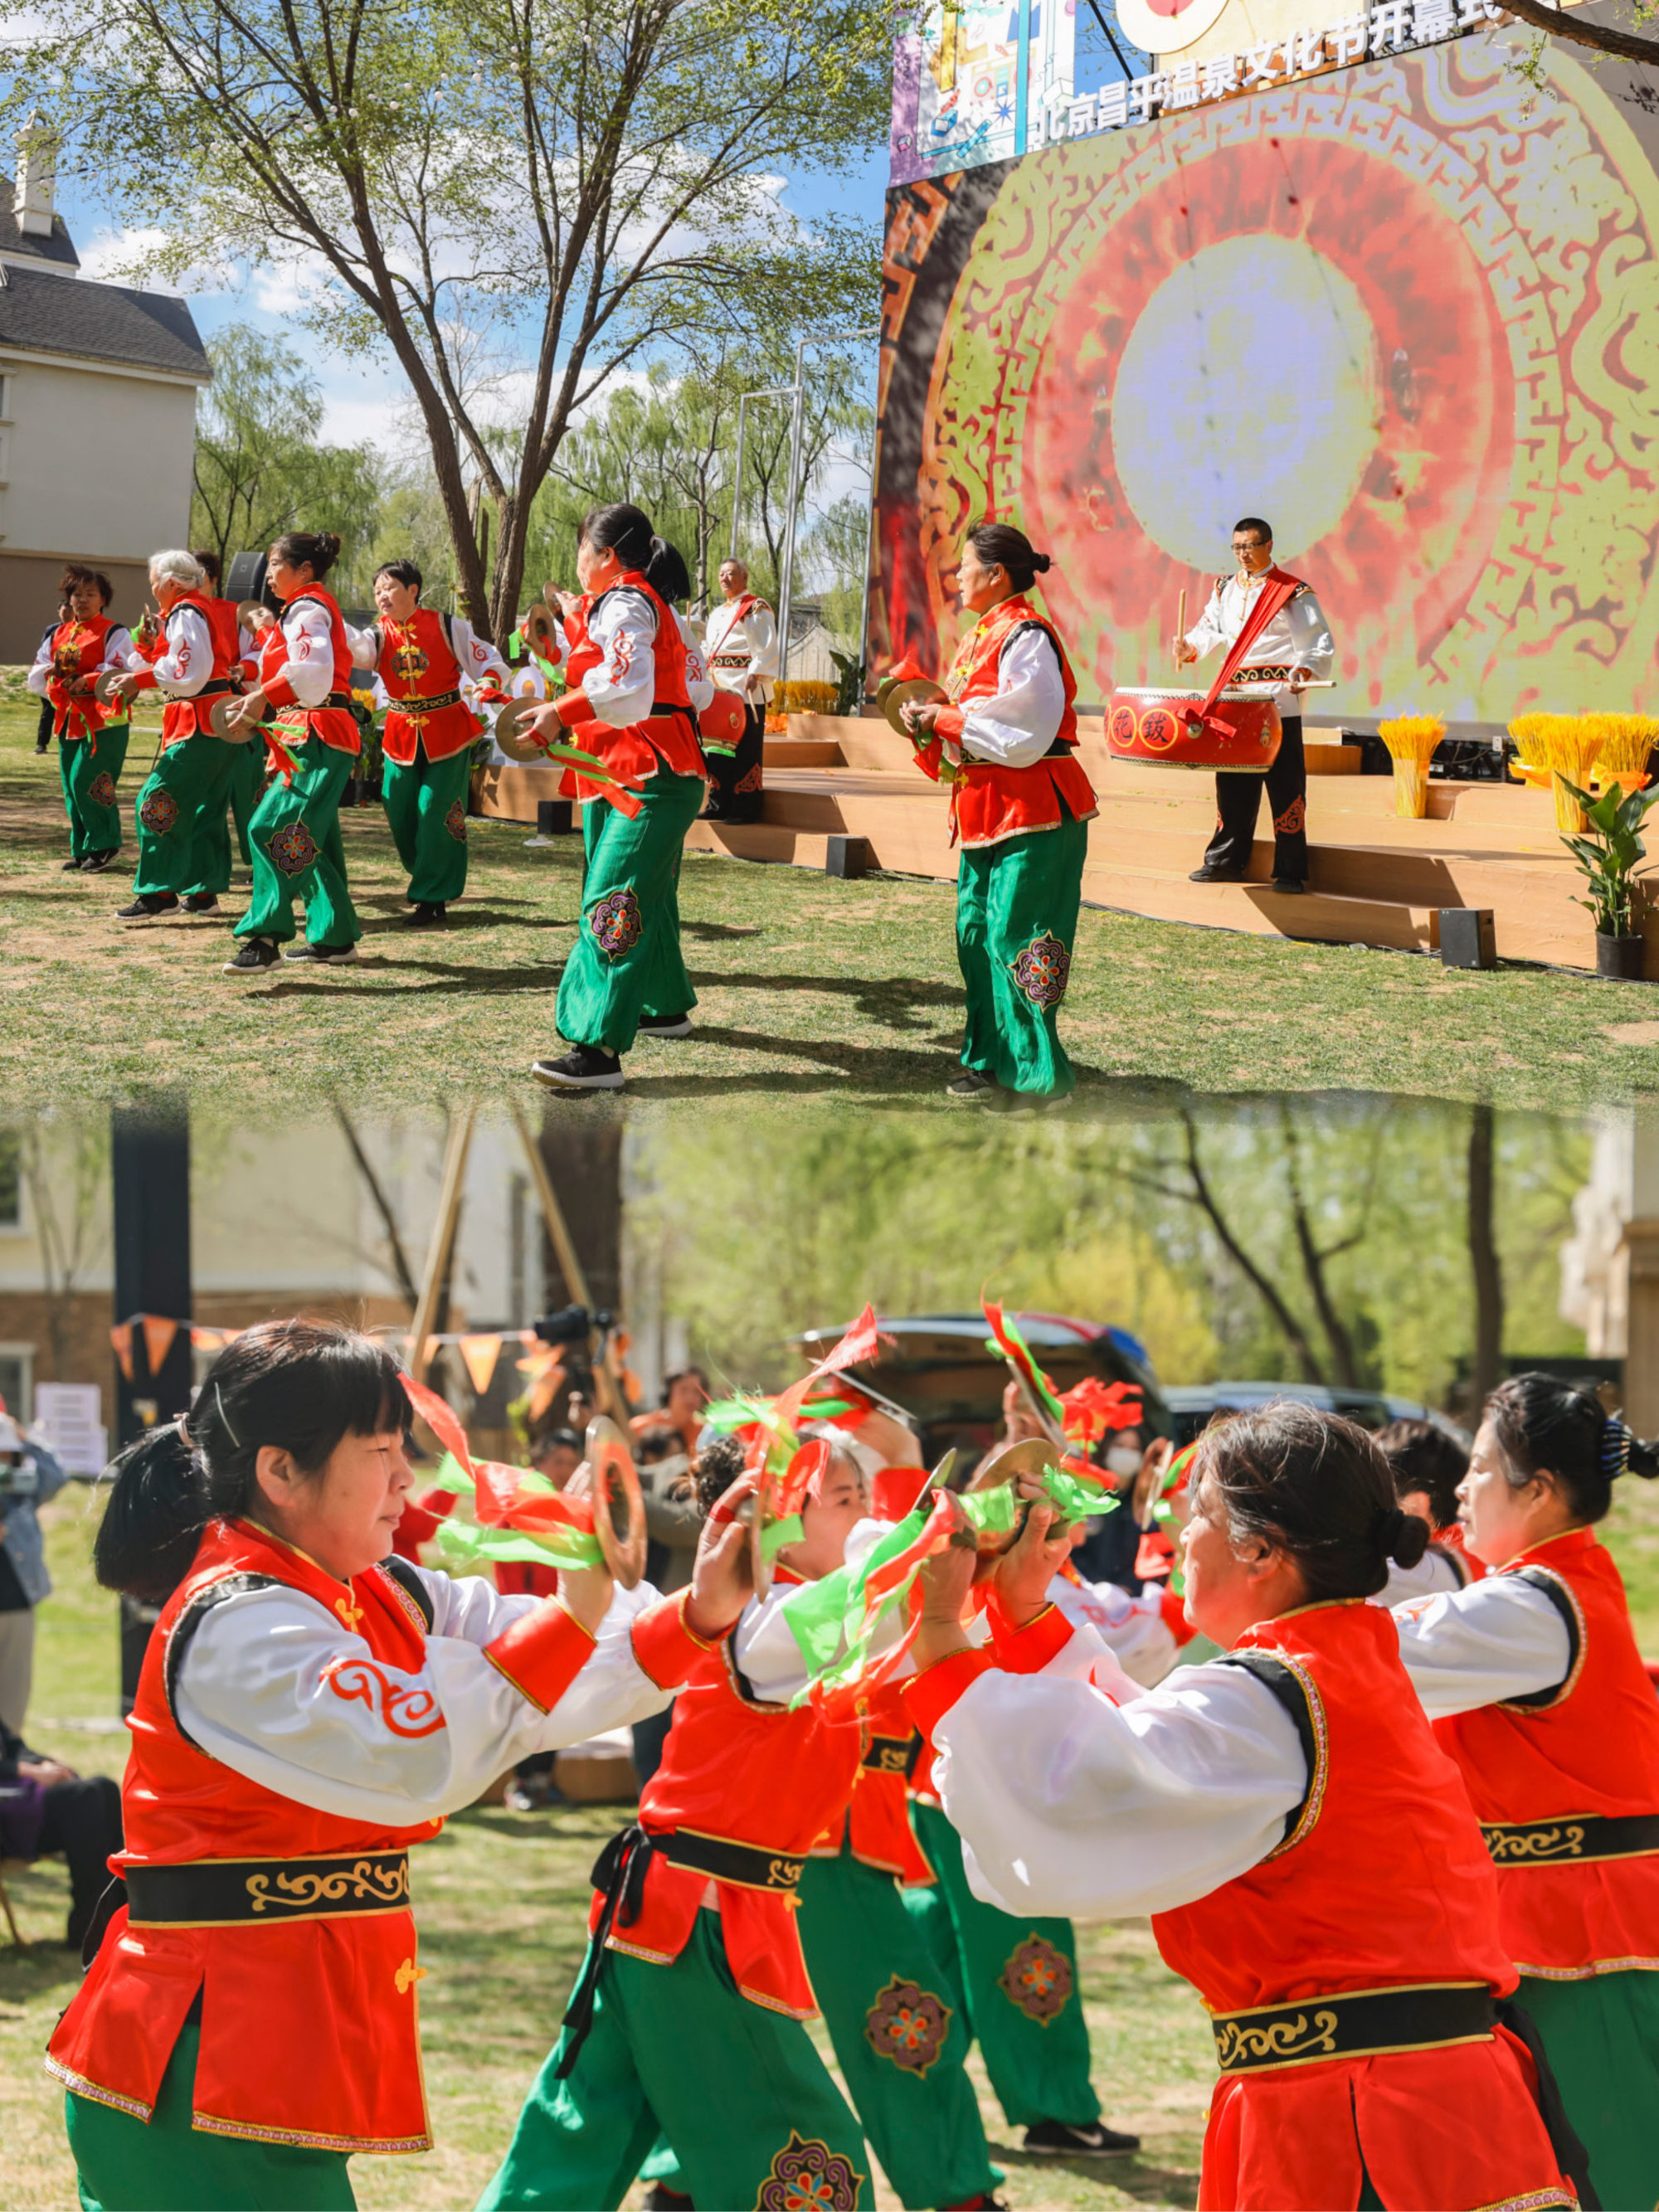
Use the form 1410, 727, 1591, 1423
0, 1130, 20, 1228
0, 1344, 32, 1424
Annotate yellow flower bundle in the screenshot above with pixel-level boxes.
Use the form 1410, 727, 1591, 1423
1378, 714, 1444, 819
1584, 713, 1659, 794
1507, 713, 1604, 832
773, 679, 839, 719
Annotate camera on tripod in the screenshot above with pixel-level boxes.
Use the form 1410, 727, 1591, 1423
533, 1303, 615, 1348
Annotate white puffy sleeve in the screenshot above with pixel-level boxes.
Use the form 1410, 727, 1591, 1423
954, 626, 1066, 769
450, 616, 511, 690
1391, 1574, 1574, 1719
99, 626, 134, 673
929, 1646, 1306, 1919
351, 623, 383, 673
173, 1574, 672, 1825
1185, 581, 1229, 660
152, 606, 214, 698
676, 612, 715, 714
742, 603, 779, 686
1285, 586, 1335, 679
27, 632, 55, 696
1374, 1546, 1467, 1608
581, 588, 658, 728
733, 1521, 901, 1701
1049, 1571, 1180, 1689
265, 601, 337, 710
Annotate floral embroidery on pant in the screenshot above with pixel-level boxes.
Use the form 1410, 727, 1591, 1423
864, 1975, 951, 2076
89, 771, 119, 809
754, 2132, 864, 2212
269, 822, 320, 877
999, 1933, 1073, 2022
444, 798, 467, 842
139, 790, 179, 836
1010, 932, 1071, 1009
1273, 795, 1306, 836
590, 887, 644, 958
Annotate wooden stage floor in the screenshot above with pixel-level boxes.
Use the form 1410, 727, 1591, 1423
473, 713, 1652, 980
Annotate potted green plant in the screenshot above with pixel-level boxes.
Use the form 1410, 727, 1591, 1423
1560, 775, 1657, 979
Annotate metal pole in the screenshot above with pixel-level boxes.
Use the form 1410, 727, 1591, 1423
728, 385, 796, 568
855, 459, 878, 704
776, 339, 809, 689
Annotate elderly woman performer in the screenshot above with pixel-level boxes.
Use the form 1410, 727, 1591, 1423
902, 1403, 1589, 2211
104, 550, 241, 923
902, 522, 1097, 1107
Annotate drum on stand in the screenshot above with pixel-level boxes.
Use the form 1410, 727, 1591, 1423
1107, 684, 1282, 771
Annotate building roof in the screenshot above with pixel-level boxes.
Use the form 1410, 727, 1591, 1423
0, 176, 80, 271
0, 259, 210, 381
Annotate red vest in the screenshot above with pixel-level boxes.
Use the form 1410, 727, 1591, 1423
1433, 1526, 1659, 1976
47, 1518, 439, 2153
377, 608, 480, 765
1153, 1602, 1573, 2212
811, 1676, 932, 1884
925, 596, 1097, 849
202, 596, 242, 668
46, 614, 119, 742
574, 574, 705, 788
607, 1597, 864, 2018
149, 589, 236, 748
262, 588, 360, 757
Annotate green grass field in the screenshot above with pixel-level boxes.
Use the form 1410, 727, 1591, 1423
7, 700, 1659, 1114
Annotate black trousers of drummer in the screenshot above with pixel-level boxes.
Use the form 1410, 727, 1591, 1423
703, 698, 766, 824
1202, 713, 1307, 882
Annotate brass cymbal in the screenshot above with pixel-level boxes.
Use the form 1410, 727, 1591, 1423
579, 1416, 648, 1588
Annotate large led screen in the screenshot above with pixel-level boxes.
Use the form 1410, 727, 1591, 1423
874, 31, 1659, 733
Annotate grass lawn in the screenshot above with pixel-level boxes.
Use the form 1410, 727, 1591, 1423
7, 700, 1659, 1115
3, 1492, 1213, 2212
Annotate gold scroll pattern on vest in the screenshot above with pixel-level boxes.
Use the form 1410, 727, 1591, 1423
246, 1857, 412, 1913
1214, 2007, 1340, 2069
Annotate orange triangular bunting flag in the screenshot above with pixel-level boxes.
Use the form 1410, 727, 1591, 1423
458, 1334, 503, 1397
142, 1315, 178, 1378
110, 1323, 134, 1382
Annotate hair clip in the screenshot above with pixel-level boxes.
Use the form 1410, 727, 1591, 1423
214, 1382, 241, 1450
1602, 1416, 1632, 1478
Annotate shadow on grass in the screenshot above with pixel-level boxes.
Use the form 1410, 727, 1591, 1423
992, 2149, 1199, 2210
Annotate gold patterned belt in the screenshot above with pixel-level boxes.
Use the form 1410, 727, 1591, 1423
1210, 1980, 1493, 2074
389, 688, 463, 715
124, 1850, 411, 1927
1482, 1811, 1659, 1864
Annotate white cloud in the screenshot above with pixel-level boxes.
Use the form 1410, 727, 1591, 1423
75, 223, 236, 296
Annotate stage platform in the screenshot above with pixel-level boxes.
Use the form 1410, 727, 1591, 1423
472, 714, 1656, 979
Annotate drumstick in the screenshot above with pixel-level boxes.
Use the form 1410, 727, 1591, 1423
1175, 588, 1187, 672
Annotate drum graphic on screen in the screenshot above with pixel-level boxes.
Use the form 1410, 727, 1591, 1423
1107, 687, 1282, 771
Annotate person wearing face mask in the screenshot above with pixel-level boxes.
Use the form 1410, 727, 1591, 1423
1391, 1375, 1659, 2212
901, 521, 1098, 1108
903, 1401, 1589, 2212
350, 560, 512, 928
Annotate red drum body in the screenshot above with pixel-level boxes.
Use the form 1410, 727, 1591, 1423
699, 688, 747, 747
1107, 687, 1282, 772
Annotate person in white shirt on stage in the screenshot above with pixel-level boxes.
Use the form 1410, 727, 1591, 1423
1176, 517, 1335, 896
701, 558, 776, 826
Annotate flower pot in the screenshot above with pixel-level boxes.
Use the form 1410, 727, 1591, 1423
1392, 760, 1428, 819
1596, 931, 1646, 980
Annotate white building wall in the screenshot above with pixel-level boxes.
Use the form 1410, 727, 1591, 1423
0, 354, 198, 561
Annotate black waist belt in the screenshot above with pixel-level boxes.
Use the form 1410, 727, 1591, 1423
197, 678, 236, 698
124, 1851, 411, 1927
1482, 1811, 1659, 1865
863, 1733, 922, 1779
1210, 1981, 1494, 2074
390, 688, 463, 715
654, 1827, 805, 1893
648, 701, 695, 725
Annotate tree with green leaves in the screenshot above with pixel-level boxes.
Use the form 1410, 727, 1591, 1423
8, 0, 887, 639
189, 325, 383, 600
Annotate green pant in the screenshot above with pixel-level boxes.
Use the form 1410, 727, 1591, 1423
956, 814, 1088, 1096
236, 735, 361, 948
477, 1910, 867, 2212
132, 734, 239, 898
1520, 1967, 1659, 2212
382, 742, 473, 905
66, 2024, 355, 2210
555, 771, 704, 1055
61, 727, 128, 858
905, 1798, 1100, 2131
797, 1844, 1000, 2209
227, 734, 268, 868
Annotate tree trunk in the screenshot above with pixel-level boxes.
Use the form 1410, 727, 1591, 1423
1468, 1101, 1505, 1407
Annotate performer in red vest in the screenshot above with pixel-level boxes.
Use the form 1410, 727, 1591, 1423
26, 564, 133, 873
221, 530, 364, 975
1392, 1374, 1659, 2212
901, 523, 1098, 1106
189, 548, 265, 894
520, 508, 708, 1092
105, 549, 241, 923
48, 1318, 752, 2212
904, 1403, 1588, 2212
701, 557, 777, 826
1376, 1415, 1482, 1599
353, 560, 510, 927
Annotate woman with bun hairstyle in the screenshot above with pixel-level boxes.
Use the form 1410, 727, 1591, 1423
1392, 1374, 1659, 2210
221, 531, 365, 975
48, 1318, 752, 2211
900, 523, 1097, 1106
523, 506, 708, 1091
903, 1402, 1587, 2212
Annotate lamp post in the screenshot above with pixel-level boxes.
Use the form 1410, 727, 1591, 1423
728, 386, 797, 566
776, 325, 883, 688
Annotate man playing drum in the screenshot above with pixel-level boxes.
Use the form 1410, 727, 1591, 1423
1176, 517, 1334, 894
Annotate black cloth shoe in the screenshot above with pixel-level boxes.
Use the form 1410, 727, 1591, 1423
637, 1013, 692, 1037
401, 901, 447, 928
223, 937, 280, 974
1272, 875, 1307, 894
183, 892, 220, 915
281, 941, 359, 963
643, 2189, 694, 2211
115, 892, 179, 921
61, 856, 87, 872
531, 1046, 625, 1091
80, 848, 119, 873
1022, 2120, 1140, 2156
1189, 864, 1243, 882
946, 1071, 998, 1100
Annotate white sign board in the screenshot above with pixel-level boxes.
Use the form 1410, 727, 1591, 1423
33, 1381, 109, 1477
